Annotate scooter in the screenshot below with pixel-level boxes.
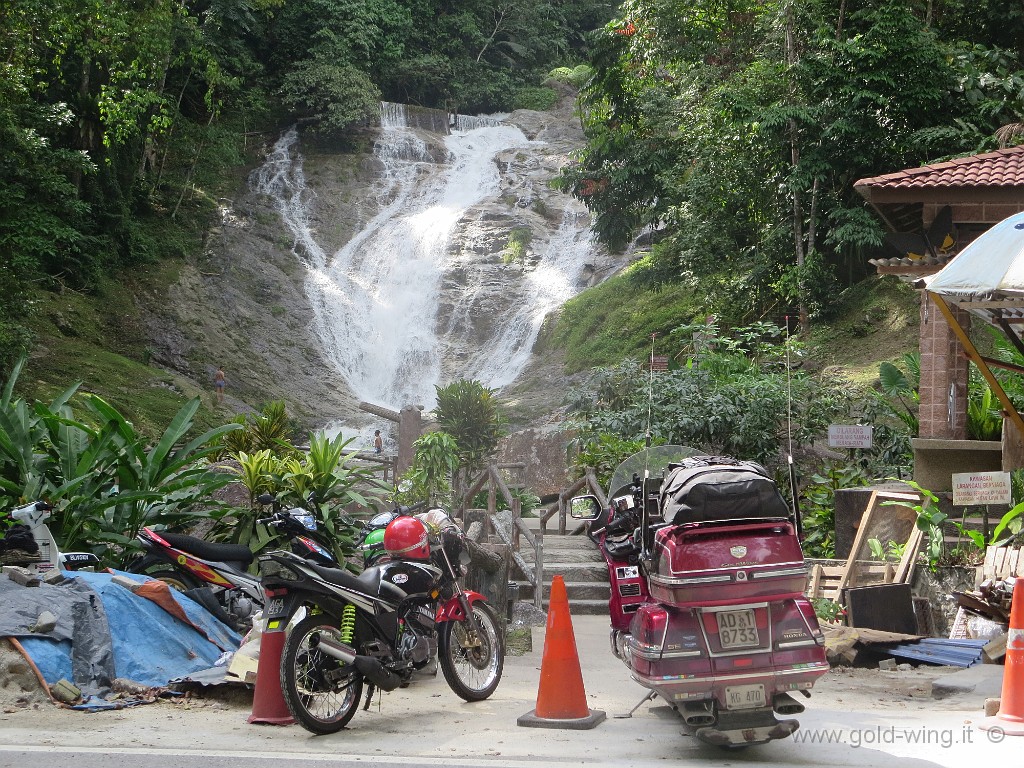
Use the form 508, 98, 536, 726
127, 493, 341, 630
572, 445, 829, 748
5, 501, 100, 573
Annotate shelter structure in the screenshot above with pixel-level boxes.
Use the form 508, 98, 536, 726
855, 147, 1024, 479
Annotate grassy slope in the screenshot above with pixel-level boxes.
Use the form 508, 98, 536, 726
547, 269, 921, 383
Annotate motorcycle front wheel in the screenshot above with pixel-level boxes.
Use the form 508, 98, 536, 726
280, 614, 363, 734
438, 601, 504, 701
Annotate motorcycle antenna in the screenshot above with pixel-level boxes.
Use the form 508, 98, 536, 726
640, 333, 657, 558
784, 316, 803, 540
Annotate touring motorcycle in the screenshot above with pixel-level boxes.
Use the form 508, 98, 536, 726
128, 493, 340, 630
258, 507, 504, 734
572, 445, 828, 748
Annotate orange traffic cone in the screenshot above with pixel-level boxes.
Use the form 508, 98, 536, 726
981, 578, 1024, 737
518, 575, 605, 730
248, 602, 294, 725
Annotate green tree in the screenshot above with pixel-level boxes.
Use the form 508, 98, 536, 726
279, 61, 382, 137
434, 379, 506, 473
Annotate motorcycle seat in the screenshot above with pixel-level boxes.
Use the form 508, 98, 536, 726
160, 532, 255, 566
301, 560, 406, 603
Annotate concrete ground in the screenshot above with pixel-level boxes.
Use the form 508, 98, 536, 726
0, 614, 1016, 767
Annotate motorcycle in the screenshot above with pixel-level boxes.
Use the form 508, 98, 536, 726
128, 493, 341, 630
5, 500, 100, 573
258, 507, 504, 734
571, 445, 829, 748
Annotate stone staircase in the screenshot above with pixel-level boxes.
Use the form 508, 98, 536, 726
513, 516, 610, 615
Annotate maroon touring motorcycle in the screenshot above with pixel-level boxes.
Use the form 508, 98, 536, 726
572, 446, 829, 748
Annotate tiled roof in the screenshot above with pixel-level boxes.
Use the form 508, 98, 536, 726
855, 145, 1024, 191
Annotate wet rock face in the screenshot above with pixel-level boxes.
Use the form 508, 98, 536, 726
143, 92, 617, 436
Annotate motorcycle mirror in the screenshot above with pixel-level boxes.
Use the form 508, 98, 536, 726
569, 495, 602, 520
256, 493, 275, 506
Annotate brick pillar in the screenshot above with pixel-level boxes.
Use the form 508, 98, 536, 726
917, 293, 970, 439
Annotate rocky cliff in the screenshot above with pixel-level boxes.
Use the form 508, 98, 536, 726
142, 88, 619, 437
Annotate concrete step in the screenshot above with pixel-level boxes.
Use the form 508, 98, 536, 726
519, 535, 598, 550
518, 547, 605, 564
516, 581, 610, 601
519, 562, 609, 583
543, 598, 609, 615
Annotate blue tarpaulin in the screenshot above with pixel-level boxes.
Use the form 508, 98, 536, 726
1, 570, 241, 695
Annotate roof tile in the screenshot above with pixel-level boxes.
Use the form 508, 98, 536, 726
855, 145, 1024, 190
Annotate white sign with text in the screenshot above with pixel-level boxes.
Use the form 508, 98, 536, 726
827, 424, 873, 449
952, 471, 1012, 506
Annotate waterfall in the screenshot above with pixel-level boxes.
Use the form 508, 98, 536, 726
251, 104, 600, 415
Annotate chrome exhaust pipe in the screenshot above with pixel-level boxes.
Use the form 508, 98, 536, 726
313, 633, 358, 664
773, 692, 805, 715
681, 700, 716, 727
314, 633, 402, 691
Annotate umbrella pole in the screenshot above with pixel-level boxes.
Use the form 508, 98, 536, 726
928, 291, 1024, 439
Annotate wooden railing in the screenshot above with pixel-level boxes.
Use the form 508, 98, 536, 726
539, 468, 607, 536
456, 463, 543, 607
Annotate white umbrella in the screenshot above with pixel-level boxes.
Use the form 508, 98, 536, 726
923, 210, 1024, 300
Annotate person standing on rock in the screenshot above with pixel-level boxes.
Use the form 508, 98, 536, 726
214, 366, 226, 404
374, 429, 383, 454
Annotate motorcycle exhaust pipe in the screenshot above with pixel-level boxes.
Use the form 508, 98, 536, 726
772, 692, 805, 715
313, 634, 403, 692
681, 701, 716, 727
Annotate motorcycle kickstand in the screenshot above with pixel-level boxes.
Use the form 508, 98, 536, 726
615, 690, 656, 719
362, 683, 378, 712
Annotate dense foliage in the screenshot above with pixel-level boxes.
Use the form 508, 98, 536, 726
564, 0, 1024, 329
0, 357, 239, 565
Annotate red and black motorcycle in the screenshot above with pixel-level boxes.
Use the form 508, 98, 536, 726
258, 508, 504, 734
572, 445, 828, 748
128, 493, 340, 630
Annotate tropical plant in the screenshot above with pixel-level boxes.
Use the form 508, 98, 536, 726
877, 354, 920, 435
217, 401, 297, 457
70, 396, 240, 564
799, 461, 871, 559
966, 370, 1002, 440
867, 538, 906, 562
434, 380, 506, 474
2, 353, 242, 565
569, 432, 648, 491
394, 430, 460, 507
216, 433, 383, 569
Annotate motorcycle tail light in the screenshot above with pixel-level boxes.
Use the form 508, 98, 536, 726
772, 599, 822, 649
633, 604, 669, 652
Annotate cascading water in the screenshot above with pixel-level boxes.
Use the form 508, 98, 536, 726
251, 103, 600, 415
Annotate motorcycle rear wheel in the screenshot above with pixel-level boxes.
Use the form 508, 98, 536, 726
280, 614, 363, 734
439, 601, 503, 701
130, 557, 202, 593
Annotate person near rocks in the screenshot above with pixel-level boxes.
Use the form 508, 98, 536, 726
214, 367, 226, 404
374, 430, 383, 454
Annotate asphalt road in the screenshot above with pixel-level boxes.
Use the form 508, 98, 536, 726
0, 615, 1015, 768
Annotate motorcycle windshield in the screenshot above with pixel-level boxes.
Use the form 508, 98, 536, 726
607, 445, 702, 498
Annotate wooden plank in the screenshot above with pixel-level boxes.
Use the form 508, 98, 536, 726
984, 546, 998, 578
806, 564, 823, 599
894, 526, 924, 585
836, 491, 921, 601
836, 491, 881, 596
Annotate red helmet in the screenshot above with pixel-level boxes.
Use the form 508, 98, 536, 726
383, 516, 430, 560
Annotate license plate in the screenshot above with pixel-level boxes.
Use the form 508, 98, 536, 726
718, 609, 759, 649
725, 683, 766, 710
